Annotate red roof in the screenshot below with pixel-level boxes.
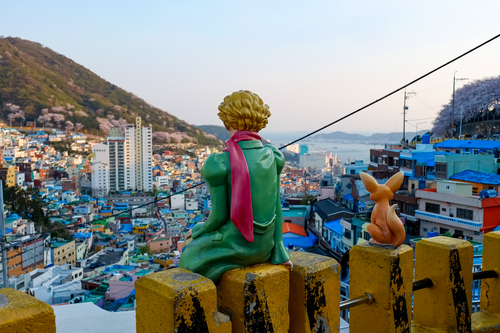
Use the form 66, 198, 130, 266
282, 223, 307, 237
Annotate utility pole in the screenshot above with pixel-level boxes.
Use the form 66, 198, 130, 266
403, 90, 416, 144
0, 180, 7, 288
451, 72, 469, 138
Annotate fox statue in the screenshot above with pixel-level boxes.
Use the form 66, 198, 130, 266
359, 171, 406, 247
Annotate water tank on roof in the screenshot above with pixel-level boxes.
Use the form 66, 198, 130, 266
422, 134, 430, 144
479, 189, 497, 199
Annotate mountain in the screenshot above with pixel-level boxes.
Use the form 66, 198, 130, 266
196, 125, 230, 141
0, 37, 220, 145
313, 130, 429, 143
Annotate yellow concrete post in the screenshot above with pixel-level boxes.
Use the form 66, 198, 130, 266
472, 231, 500, 332
288, 252, 340, 333
349, 243, 413, 333
135, 268, 231, 333
217, 263, 289, 333
412, 236, 473, 333
0, 287, 56, 333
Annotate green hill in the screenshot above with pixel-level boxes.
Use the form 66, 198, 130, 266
196, 125, 230, 141
0, 37, 220, 145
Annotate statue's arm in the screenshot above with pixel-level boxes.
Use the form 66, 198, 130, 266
191, 153, 229, 239
269, 145, 290, 264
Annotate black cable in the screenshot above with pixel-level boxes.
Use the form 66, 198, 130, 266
2, 32, 500, 239
280, 33, 500, 149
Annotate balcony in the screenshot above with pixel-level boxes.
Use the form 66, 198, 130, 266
415, 210, 482, 228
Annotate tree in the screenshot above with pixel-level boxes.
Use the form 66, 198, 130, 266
139, 244, 152, 255
65, 120, 74, 132
2, 184, 50, 230
75, 123, 84, 132
433, 76, 500, 137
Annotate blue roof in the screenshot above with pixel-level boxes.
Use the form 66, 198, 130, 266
73, 232, 92, 239
494, 225, 500, 232
4, 227, 13, 234
424, 159, 435, 167
450, 170, 500, 185
119, 225, 133, 233
342, 194, 354, 203
324, 219, 343, 234
435, 139, 500, 150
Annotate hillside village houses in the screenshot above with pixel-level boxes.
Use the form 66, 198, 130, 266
0, 118, 500, 315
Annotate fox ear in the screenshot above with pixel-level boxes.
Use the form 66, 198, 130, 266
359, 172, 379, 193
385, 172, 404, 193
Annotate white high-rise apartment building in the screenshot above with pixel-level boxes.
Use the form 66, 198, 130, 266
106, 117, 152, 192
91, 162, 109, 197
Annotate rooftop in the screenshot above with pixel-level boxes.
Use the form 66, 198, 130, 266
450, 170, 500, 185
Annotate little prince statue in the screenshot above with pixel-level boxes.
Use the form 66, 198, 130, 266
178, 90, 292, 282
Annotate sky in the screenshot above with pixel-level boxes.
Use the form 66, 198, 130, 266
2, 1, 500, 136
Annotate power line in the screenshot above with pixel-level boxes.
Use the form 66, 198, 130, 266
3, 32, 500, 240
281, 32, 500, 149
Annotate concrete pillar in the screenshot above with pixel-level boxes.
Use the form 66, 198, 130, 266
412, 236, 473, 332
288, 251, 340, 333
217, 264, 289, 333
349, 243, 413, 333
472, 231, 500, 332
0, 287, 56, 333
135, 268, 231, 333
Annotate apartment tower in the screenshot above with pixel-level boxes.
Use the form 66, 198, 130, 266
106, 117, 152, 192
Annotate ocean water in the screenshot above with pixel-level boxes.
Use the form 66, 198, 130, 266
264, 134, 383, 163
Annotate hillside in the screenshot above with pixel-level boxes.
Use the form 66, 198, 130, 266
196, 125, 230, 141
0, 37, 220, 145
313, 130, 429, 143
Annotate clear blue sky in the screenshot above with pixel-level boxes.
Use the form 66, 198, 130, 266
2, 1, 500, 135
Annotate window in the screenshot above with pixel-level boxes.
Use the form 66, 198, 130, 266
441, 208, 446, 212
440, 227, 449, 234
363, 232, 370, 241
425, 203, 440, 214
457, 208, 473, 220
343, 229, 351, 239
454, 230, 463, 236
445, 185, 450, 190
423, 228, 428, 232
472, 187, 478, 194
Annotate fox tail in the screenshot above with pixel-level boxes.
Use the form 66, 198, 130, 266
387, 204, 406, 247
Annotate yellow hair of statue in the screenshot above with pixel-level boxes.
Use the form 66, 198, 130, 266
218, 90, 271, 132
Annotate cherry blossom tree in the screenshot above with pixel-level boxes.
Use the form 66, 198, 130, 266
152, 132, 171, 143
65, 121, 74, 132
433, 76, 500, 137
52, 114, 65, 129
8, 110, 25, 126
75, 123, 84, 133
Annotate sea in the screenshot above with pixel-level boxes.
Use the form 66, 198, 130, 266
262, 132, 384, 164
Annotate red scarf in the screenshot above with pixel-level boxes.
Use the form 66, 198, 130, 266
224, 131, 262, 242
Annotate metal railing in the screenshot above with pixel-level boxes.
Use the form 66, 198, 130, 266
339, 269, 498, 320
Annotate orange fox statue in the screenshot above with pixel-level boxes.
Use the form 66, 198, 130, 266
359, 171, 406, 247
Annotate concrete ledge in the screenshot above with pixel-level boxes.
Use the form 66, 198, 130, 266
288, 251, 340, 333
217, 263, 289, 333
412, 236, 473, 333
350, 244, 413, 333
0, 287, 56, 333
135, 267, 231, 333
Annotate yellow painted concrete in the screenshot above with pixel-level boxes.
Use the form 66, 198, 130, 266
350, 243, 413, 333
471, 311, 500, 333
288, 252, 340, 333
135, 268, 231, 333
217, 263, 289, 333
480, 231, 500, 314
0, 287, 56, 333
412, 236, 473, 333
470, 231, 500, 332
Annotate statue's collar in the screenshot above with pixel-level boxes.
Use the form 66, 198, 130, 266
237, 140, 263, 149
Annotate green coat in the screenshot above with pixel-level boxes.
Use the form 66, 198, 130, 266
178, 140, 290, 282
